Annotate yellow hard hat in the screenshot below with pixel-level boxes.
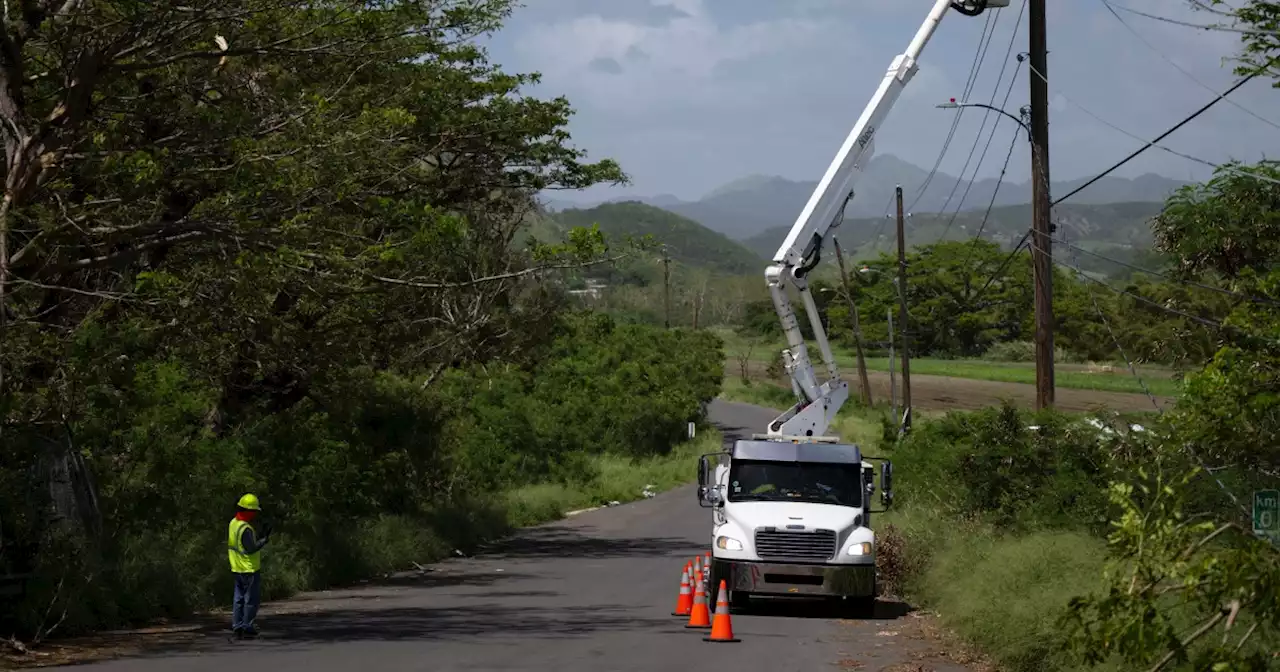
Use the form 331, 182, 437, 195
236, 493, 261, 511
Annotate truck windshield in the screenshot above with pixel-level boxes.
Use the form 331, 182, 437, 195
727, 460, 862, 507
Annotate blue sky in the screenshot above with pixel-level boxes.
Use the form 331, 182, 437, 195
480, 0, 1280, 203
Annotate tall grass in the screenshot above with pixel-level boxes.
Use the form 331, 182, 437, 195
504, 430, 720, 527
883, 505, 1114, 672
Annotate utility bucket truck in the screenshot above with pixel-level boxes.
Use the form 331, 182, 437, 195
695, 0, 1007, 614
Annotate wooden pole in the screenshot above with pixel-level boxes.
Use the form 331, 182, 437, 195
887, 307, 897, 423
1030, 0, 1055, 409
833, 237, 873, 406
662, 247, 671, 329
895, 185, 912, 430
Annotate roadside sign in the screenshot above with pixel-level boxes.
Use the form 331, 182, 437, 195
1254, 489, 1279, 543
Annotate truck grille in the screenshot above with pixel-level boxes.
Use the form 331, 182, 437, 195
754, 528, 837, 562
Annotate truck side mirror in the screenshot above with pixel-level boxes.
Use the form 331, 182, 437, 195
880, 461, 894, 508
697, 456, 713, 507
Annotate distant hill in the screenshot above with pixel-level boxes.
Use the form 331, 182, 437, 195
741, 201, 1165, 263
550, 201, 764, 275
547, 154, 1190, 241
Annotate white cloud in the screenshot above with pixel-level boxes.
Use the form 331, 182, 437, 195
488, 0, 1280, 200
512, 0, 829, 110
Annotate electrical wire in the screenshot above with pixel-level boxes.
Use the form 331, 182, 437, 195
906, 10, 999, 214
1107, 1, 1280, 38
935, 0, 1027, 236
1025, 63, 1280, 190
1055, 229, 1253, 521
958, 115, 1024, 270
1034, 237, 1280, 350
966, 228, 1030, 307
867, 191, 897, 254
1049, 233, 1280, 308
1053, 73, 1259, 205
1097, 0, 1280, 131
940, 54, 1026, 242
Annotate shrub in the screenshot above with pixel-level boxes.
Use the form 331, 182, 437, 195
889, 402, 1112, 533
981, 341, 1077, 363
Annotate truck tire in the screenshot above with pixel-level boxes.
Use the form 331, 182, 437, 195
708, 560, 749, 613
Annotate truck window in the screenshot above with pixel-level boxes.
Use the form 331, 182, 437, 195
727, 460, 862, 507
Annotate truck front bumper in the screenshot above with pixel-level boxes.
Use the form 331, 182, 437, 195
717, 559, 875, 598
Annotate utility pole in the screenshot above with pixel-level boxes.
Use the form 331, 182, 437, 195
1029, 0, 1055, 410
887, 308, 897, 422
895, 185, 912, 430
661, 246, 671, 329
833, 237, 873, 406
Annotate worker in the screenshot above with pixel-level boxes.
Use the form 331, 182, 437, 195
228, 493, 272, 640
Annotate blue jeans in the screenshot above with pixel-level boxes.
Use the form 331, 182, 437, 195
231, 571, 261, 633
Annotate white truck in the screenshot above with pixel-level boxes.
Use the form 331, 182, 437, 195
695, 0, 1008, 614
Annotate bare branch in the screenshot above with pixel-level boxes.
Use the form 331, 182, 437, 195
368, 254, 628, 290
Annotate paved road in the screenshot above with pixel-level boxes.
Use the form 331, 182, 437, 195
57, 399, 966, 672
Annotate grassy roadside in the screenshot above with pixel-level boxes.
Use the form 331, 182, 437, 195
268, 428, 723, 596
881, 506, 1113, 671
503, 429, 720, 527
716, 330, 1182, 396
3, 430, 721, 667
858, 356, 1182, 397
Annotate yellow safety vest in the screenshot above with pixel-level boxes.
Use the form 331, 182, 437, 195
227, 518, 262, 573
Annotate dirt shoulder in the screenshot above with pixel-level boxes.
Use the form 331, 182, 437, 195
830, 606, 996, 672
730, 360, 1172, 413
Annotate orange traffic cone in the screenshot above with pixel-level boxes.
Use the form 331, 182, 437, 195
703, 580, 740, 643
693, 554, 703, 581
684, 574, 711, 629
671, 565, 693, 616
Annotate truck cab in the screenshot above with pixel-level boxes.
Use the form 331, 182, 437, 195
696, 434, 893, 614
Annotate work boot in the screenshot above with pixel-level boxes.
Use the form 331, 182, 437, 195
242, 628, 259, 639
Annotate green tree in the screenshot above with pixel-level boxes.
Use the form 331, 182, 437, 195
847, 240, 1036, 357
1198, 1, 1280, 82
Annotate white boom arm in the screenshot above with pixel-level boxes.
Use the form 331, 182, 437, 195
766, 0, 1007, 438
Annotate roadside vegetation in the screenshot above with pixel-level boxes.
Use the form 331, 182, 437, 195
0, 0, 725, 646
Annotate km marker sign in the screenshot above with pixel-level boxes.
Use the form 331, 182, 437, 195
1254, 489, 1279, 543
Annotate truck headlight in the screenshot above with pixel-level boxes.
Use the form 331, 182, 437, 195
716, 535, 744, 551
847, 542, 872, 556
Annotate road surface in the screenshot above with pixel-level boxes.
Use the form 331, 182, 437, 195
42, 399, 975, 672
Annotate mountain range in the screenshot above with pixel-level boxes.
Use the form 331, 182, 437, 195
543, 154, 1190, 241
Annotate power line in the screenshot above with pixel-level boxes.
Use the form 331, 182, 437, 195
967, 228, 1030, 307
940, 53, 1026, 242
1107, 1, 1280, 37
907, 9, 999, 214
1097, 0, 1280, 131
868, 191, 897, 254
1053, 71, 1259, 205
1049, 233, 1280, 308
1024, 63, 1280, 193
1033, 238, 1280, 350
935, 2, 1026, 225
958, 116, 1024, 271
1058, 229, 1253, 521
